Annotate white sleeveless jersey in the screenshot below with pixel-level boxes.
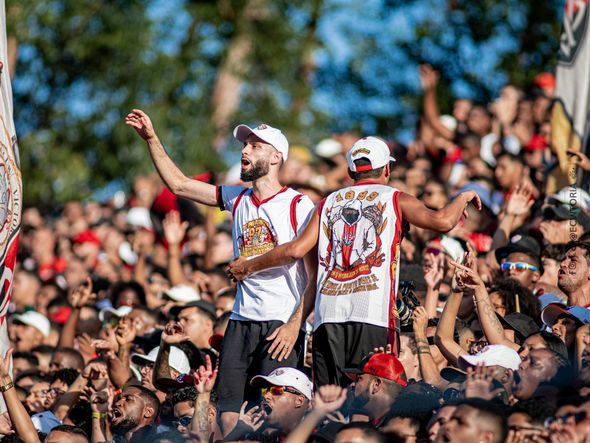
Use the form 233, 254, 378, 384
314, 181, 403, 331
218, 185, 315, 322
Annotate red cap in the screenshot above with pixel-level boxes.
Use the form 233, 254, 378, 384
50, 306, 72, 325
344, 353, 407, 386
534, 73, 556, 93
524, 134, 546, 152
72, 230, 101, 246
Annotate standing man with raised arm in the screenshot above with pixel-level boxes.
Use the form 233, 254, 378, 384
126, 110, 316, 435
229, 136, 481, 386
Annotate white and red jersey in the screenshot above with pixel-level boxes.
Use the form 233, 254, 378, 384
217, 185, 315, 323
314, 180, 403, 332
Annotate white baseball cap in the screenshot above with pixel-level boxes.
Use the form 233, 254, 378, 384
458, 344, 521, 371
131, 346, 191, 374
315, 138, 342, 158
251, 367, 313, 400
346, 136, 395, 172
164, 284, 200, 303
126, 207, 153, 230
98, 305, 133, 322
11, 311, 50, 337
234, 124, 289, 160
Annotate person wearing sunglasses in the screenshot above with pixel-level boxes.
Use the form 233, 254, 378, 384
226, 367, 313, 442
500, 252, 542, 292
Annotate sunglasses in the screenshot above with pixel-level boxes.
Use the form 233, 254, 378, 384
261, 386, 302, 397
173, 416, 192, 428
500, 262, 538, 273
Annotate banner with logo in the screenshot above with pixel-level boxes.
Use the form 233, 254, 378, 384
0, 0, 22, 413
550, 0, 590, 191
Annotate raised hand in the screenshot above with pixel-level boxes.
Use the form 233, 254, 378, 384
125, 109, 157, 141
90, 389, 112, 414
313, 385, 347, 416
424, 252, 444, 290
82, 361, 109, 381
505, 183, 534, 217
161, 321, 190, 345
193, 354, 218, 394
0, 413, 14, 436
69, 277, 97, 309
419, 64, 439, 91
115, 317, 137, 347
412, 306, 429, 336
163, 210, 188, 246
463, 363, 503, 400
226, 256, 250, 282
458, 190, 482, 219
450, 253, 484, 290
568, 149, 590, 172
238, 402, 266, 433
0, 348, 13, 381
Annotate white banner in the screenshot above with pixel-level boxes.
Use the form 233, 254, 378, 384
550, 0, 590, 191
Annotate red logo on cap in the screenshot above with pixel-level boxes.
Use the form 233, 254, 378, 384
257, 124, 268, 130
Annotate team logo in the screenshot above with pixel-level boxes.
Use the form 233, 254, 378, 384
0, 117, 21, 320
257, 124, 268, 130
239, 218, 277, 258
352, 148, 371, 156
558, 0, 590, 65
320, 190, 387, 286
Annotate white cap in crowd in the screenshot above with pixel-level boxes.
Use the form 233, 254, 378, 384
458, 345, 521, 371
98, 305, 133, 322
251, 367, 313, 400
164, 284, 200, 303
315, 138, 342, 158
234, 123, 289, 160
11, 311, 50, 337
131, 346, 191, 374
346, 136, 395, 172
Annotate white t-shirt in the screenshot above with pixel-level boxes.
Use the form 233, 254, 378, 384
218, 185, 315, 322
314, 181, 403, 330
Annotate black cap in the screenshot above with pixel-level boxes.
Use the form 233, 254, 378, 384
495, 234, 541, 263
498, 313, 539, 340
543, 206, 590, 232
169, 300, 217, 321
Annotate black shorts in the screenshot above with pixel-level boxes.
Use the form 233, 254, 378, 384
312, 322, 390, 387
216, 319, 304, 413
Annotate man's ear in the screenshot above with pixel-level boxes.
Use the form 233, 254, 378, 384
143, 405, 155, 419
370, 377, 382, 395
531, 270, 540, 284
294, 395, 306, 408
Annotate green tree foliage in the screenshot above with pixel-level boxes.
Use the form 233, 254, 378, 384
9, 0, 323, 206
8, 0, 562, 206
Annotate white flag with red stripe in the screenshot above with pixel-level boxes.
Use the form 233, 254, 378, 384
0, 0, 22, 413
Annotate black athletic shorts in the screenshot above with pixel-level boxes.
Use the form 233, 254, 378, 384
216, 319, 304, 413
312, 321, 390, 387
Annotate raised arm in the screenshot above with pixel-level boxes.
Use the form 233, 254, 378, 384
450, 258, 519, 351
398, 190, 481, 233
434, 287, 467, 367
0, 349, 40, 443
125, 109, 217, 206
227, 206, 321, 280
419, 65, 455, 141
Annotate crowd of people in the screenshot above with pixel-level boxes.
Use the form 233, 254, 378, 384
2, 66, 590, 443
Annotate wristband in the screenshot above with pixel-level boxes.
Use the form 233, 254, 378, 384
0, 381, 13, 392
92, 412, 107, 420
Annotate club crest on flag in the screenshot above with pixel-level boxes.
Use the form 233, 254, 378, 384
559, 0, 590, 65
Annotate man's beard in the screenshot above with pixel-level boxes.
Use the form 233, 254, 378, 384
241, 159, 270, 182
111, 417, 140, 435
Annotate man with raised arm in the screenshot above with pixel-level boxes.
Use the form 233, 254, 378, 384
126, 110, 316, 435
229, 136, 481, 386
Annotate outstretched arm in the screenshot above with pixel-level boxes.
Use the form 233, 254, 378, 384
126, 109, 217, 206
227, 207, 321, 280
398, 190, 481, 233
419, 65, 455, 141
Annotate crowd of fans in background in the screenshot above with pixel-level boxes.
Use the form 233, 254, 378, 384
1, 65, 590, 443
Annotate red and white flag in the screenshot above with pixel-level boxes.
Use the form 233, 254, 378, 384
0, 0, 22, 412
